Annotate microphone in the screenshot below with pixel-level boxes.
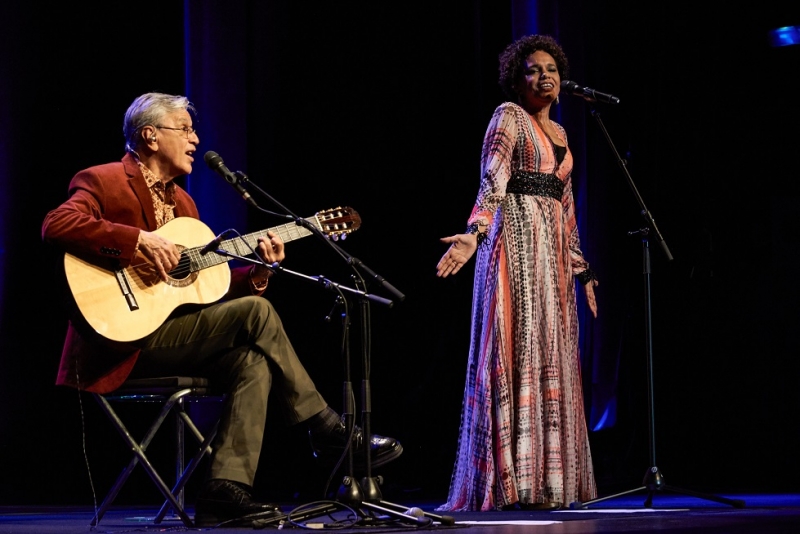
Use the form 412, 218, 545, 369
403, 506, 455, 526
200, 230, 232, 255
203, 151, 258, 207
560, 80, 620, 105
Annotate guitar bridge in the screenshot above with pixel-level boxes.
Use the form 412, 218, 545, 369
115, 268, 139, 311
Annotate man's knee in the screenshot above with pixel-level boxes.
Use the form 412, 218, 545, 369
235, 296, 287, 340
236, 295, 274, 315
229, 296, 276, 331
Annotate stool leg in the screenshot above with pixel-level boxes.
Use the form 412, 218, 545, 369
90, 391, 195, 528
154, 417, 220, 523
152, 396, 187, 523
176, 397, 185, 510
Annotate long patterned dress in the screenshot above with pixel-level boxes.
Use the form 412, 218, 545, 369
438, 101, 597, 511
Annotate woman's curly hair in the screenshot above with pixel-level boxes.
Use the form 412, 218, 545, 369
498, 34, 570, 100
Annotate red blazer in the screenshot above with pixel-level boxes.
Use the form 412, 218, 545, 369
42, 153, 255, 393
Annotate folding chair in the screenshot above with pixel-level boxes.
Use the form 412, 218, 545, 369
89, 376, 223, 527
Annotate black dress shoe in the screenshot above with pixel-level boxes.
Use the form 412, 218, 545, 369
309, 417, 403, 469
194, 479, 282, 527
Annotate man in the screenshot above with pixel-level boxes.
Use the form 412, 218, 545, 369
41, 92, 402, 527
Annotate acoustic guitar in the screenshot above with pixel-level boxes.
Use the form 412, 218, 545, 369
63, 207, 360, 342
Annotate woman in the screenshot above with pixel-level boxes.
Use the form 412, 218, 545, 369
435, 34, 598, 511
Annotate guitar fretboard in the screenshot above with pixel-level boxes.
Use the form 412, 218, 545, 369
187, 217, 318, 271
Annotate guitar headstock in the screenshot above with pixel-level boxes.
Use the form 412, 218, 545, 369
315, 206, 362, 241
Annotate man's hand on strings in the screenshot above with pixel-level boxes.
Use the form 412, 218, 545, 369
254, 231, 285, 279
137, 230, 181, 282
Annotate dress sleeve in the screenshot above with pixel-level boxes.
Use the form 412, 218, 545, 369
555, 124, 592, 277
468, 103, 519, 229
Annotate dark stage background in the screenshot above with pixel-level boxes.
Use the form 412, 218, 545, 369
1, 0, 799, 507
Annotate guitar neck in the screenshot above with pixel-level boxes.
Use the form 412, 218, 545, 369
224, 217, 318, 253
191, 217, 319, 269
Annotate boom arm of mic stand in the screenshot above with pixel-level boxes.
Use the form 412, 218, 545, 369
348, 257, 405, 302
209, 249, 392, 307
241, 176, 406, 301
279, 266, 394, 307
590, 109, 673, 261
231, 171, 294, 220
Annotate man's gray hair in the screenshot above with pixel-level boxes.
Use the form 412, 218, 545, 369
123, 92, 195, 153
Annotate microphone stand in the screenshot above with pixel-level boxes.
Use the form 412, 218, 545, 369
569, 110, 744, 510
236, 172, 406, 301
208, 247, 391, 307
229, 172, 453, 527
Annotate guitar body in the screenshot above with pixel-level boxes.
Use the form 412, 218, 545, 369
62, 207, 360, 343
64, 218, 231, 343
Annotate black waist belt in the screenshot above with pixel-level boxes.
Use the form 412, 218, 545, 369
506, 170, 563, 200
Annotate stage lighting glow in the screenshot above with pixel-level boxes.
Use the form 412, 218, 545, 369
768, 26, 800, 47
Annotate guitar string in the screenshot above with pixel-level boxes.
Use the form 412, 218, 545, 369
115, 211, 361, 285
120, 218, 340, 281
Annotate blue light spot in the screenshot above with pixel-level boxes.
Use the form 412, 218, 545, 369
768, 26, 800, 47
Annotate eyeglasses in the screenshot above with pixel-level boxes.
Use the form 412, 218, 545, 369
156, 125, 197, 138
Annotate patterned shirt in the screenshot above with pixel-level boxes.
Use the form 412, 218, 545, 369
138, 161, 176, 229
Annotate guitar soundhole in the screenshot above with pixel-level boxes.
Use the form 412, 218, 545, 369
166, 248, 198, 288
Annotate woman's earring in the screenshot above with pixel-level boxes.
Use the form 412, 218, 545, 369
555, 95, 560, 105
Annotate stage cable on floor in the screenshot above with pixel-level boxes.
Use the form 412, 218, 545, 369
76, 368, 100, 531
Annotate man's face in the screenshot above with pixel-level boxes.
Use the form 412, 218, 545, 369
154, 110, 199, 180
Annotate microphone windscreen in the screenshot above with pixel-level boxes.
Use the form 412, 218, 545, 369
204, 151, 222, 168
560, 80, 578, 92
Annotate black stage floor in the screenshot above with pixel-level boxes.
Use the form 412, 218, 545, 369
1, 493, 799, 533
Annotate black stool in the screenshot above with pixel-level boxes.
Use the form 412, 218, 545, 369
90, 376, 223, 527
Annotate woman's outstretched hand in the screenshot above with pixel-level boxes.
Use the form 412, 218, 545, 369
436, 233, 478, 278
